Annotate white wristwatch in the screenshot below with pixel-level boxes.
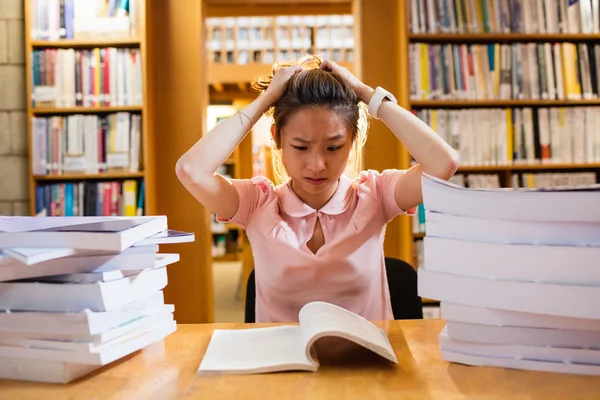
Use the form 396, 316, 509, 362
368, 86, 398, 119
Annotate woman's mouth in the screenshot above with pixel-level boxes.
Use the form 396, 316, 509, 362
305, 177, 327, 185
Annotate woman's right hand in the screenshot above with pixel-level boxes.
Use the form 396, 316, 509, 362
263, 65, 303, 105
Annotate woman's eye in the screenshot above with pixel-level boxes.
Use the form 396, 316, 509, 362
327, 146, 342, 151
292, 145, 307, 151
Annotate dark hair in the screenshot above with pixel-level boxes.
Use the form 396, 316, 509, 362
251, 55, 369, 184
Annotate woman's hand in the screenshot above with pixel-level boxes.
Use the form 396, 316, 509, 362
320, 60, 374, 103
263, 65, 303, 105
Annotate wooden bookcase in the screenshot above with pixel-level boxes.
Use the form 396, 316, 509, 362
23, 0, 155, 216
395, 0, 600, 271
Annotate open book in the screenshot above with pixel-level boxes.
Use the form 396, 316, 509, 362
196, 301, 398, 375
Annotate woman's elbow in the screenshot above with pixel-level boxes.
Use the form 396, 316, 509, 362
175, 157, 196, 185
433, 149, 460, 181
446, 148, 460, 177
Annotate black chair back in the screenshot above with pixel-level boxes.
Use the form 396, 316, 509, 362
244, 257, 423, 323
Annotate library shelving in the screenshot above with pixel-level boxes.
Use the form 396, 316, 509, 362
205, 13, 356, 93
401, 0, 600, 270
24, 0, 153, 217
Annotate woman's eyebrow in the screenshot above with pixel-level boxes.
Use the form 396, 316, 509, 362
292, 134, 344, 143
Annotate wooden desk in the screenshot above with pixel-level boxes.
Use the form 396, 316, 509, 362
1, 319, 600, 399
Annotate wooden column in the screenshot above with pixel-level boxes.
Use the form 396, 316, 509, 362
146, 0, 214, 323
356, 0, 410, 260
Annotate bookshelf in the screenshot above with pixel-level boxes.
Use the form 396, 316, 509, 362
399, 0, 600, 271
23, 0, 154, 217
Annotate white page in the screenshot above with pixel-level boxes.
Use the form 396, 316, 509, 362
446, 321, 600, 349
421, 173, 600, 223
0, 291, 166, 335
441, 302, 600, 331
425, 210, 600, 247
0, 305, 174, 345
419, 268, 600, 319
440, 328, 600, 366
298, 302, 397, 364
0, 249, 161, 283
197, 325, 315, 375
424, 236, 600, 285
442, 349, 600, 376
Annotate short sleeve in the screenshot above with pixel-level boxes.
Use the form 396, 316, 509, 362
215, 176, 275, 229
359, 169, 417, 222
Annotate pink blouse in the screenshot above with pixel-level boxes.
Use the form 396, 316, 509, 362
217, 169, 416, 322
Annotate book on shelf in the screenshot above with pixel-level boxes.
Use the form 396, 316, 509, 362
0, 215, 193, 384
31, 48, 143, 108
409, 0, 600, 35
418, 173, 600, 376
414, 107, 600, 166
35, 179, 143, 217
30, 0, 141, 41
197, 301, 397, 376
32, 112, 141, 175
409, 42, 600, 101
206, 14, 355, 65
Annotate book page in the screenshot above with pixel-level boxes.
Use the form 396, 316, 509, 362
298, 302, 397, 364
197, 325, 317, 376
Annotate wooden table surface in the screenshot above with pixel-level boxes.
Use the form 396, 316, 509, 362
1, 319, 600, 399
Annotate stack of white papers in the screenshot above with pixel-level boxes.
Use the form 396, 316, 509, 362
0, 216, 194, 383
417, 174, 600, 376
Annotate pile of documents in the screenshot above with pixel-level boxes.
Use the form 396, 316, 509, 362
418, 174, 600, 375
0, 216, 193, 383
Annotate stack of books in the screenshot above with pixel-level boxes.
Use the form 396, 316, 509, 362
417, 174, 600, 375
0, 216, 193, 384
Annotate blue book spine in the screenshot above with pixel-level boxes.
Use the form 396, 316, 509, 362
65, 183, 74, 216
64, 0, 74, 39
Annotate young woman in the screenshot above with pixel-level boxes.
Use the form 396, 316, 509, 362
176, 55, 459, 323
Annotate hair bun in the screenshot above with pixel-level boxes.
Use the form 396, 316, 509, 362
250, 54, 324, 93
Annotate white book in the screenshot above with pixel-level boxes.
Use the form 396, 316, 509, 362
422, 173, 600, 222
2, 242, 158, 265
441, 302, 600, 331
423, 236, 600, 285
0, 310, 174, 352
17, 254, 179, 284
445, 321, 600, 348
441, 349, 600, 376
134, 230, 195, 246
0, 319, 176, 365
0, 357, 98, 384
425, 210, 600, 246
0, 304, 173, 346
0, 291, 165, 335
440, 327, 600, 366
0, 246, 161, 283
197, 301, 397, 375
0, 216, 168, 251
418, 268, 600, 319
0, 266, 168, 312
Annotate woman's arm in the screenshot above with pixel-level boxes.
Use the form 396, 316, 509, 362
176, 65, 302, 219
320, 60, 460, 211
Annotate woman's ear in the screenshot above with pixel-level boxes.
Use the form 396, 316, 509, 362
270, 124, 279, 149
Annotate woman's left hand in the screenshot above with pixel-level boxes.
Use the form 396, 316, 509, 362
320, 60, 374, 103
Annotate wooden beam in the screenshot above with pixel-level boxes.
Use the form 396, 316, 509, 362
206, 3, 351, 17
204, 0, 351, 4
147, 0, 214, 323
357, 0, 403, 260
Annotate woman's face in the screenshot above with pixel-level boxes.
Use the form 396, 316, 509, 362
275, 107, 353, 198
